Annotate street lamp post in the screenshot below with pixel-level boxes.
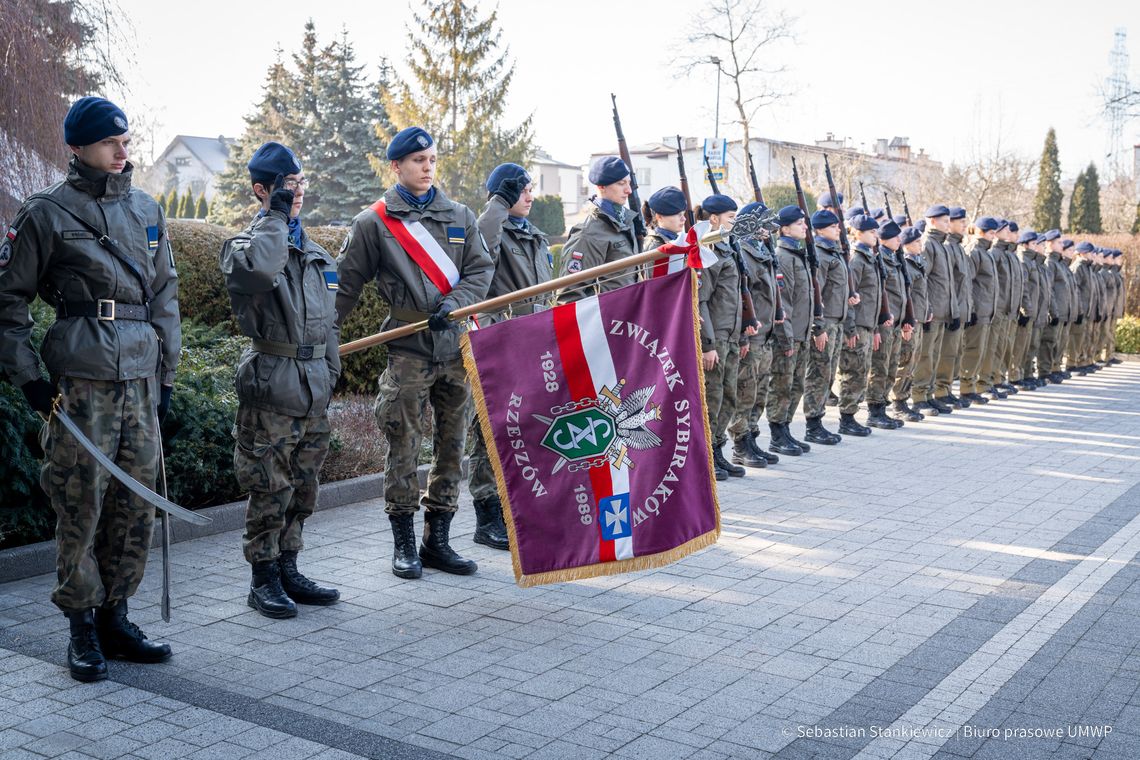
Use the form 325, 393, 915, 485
709, 56, 721, 140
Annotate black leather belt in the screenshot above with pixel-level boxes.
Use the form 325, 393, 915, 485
57, 300, 150, 321
251, 338, 327, 360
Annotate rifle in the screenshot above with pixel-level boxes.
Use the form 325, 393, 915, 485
791, 156, 825, 322
610, 94, 646, 247
859, 181, 894, 326
901, 191, 913, 226
747, 151, 765, 205
883, 191, 917, 328
704, 148, 759, 332
822, 155, 859, 302
675, 136, 695, 230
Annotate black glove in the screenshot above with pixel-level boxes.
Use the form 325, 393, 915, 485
1017, 314, 1030, 327
492, 174, 529, 208
269, 174, 295, 218
966, 312, 977, 328
157, 384, 173, 422
428, 305, 454, 332
21, 378, 56, 416
946, 318, 961, 332
923, 321, 932, 333
1049, 316, 1059, 327
1076, 314, 1083, 325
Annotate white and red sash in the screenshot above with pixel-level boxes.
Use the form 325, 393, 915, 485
648, 222, 718, 279
371, 199, 461, 295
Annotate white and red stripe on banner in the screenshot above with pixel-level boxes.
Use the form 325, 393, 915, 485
552, 296, 633, 562
648, 222, 718, 278
371, 200, 461, 295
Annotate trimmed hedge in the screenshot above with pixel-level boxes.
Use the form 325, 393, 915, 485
1116, 315, 1140, 355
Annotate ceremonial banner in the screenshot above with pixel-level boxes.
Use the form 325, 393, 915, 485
463, 270, 720, 587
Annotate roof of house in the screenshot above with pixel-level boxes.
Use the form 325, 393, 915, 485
158, 135, 235, 173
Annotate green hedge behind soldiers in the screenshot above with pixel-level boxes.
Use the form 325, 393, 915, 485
220, 141, 342, 620
335, 126, 493, 580
0, 98, 180, 682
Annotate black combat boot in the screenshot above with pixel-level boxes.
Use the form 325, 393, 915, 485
865, 404, 898, 430
785, 424, 811, 453
278, 551, 340, 605
928, 397, 953, 414
1061, 369, 1072, 379
803, 417, 841, 445
1049, 372, 1064, 384
894, 400, 924, 422
95, 599, 172, 662
756, 443, 780, 465
1000, 382, 1019, 394
1108, 357, 1122, 365
248, 561, 298, 618
965, 392, 989, 404
987, 387, 1007, 401
731, 436, 767, 468
472, 495, 509, 550
714, 447, 745, 477
389, 513, 423, 579
65, 609, 107, 682
838, 413, 871, 437
912, 400, 939, 416
420, 511, 478, 575
768, 422, 802, 456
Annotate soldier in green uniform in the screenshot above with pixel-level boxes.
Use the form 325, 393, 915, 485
731, 201, 788, 468
837, 214, 884, 436
959, 217, 1001, 403
1025, 233, 1053, 386
891, 226, 931, 421
220, 142, 341, 619
335, 127, 493, 580
1066, 241, 1096, 373
766, 205, 816, 456
0, 98, 180, 681
1010, 230, 1042, 389
1105, 250, 1125, 363
467, 163, 553, 550
866, 220, 912, 427
641, 186, 687, 254
987, 220, 1022, 397
912, 205, 957, 415
1039, 230, 1076, 383
935, 207, 971, 408
559, 156, 638, 301
801, 208, 848, 445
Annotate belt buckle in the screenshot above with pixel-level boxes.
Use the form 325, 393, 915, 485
297, 345, 314, 360
97, 299, 116, 321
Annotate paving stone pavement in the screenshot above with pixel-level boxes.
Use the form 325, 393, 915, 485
2, 363, 1139, 760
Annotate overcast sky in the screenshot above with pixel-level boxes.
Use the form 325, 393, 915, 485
109, 0, 1136, 180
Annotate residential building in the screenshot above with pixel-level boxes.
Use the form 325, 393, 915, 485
140, 135, 235, 201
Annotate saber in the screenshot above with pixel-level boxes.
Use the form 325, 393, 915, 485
159, 446, 172, 622
49, 404, 210, 526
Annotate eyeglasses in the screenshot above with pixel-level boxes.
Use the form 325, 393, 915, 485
283, 177, 310, 191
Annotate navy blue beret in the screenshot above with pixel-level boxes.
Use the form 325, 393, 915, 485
648, 187, 687, 216
915, 219, 927, 233
1017, 230, 1038, 244
811, 209, 840, 228
247, 141, 302, 184
1007, 221, 1019, 232
975, 216, 1001, 232
776, 205, 805, 226
486, 163, 531, 194
849, 214, 878, 232
64, 97, 128, 147
1042, 229, 1061, 242
925, 204, 949, 218
901, 226, 923, 245
1111, 250, 1122, 257
878, 220, 902, 240
1075, 241, 1096, 253
1061, 238, 1074, 250
588, 156, 630, 186
701, 194, 738, 214
387, 126, 434, 160
844, 205, 866, 221
995, 218, 1009, 230
739, 201, 768, 217
818, 191, 844, 208
870, 207, 885, 220
892, 214, 908, 226
948, 206, 966, 220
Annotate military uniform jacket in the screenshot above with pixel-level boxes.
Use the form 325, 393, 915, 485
922, 229, 957, 321
845, 243, 883, 333
774, 237, 815, 343
947, 232, 972, 321
0, 158, 180, 388
1032, 253, 1051, 327
1112, 268, 1125, 318
904, 254, 931, 323
335, 185, 493, 364
1045, 253, 1076, 323
220, 212, 339, 418
698, 239, 742, 350
477, 196, 552, 319
740, 238, 792, 349
993, 242, 1020, 319
1092, 266, 1109, 321
880, 247, 907, 326
814, 237, 848, 323
1071, 258, 1096, 320
1017, 248, 1040, 320
967, 238, 998, 323
559, 201, 638, 301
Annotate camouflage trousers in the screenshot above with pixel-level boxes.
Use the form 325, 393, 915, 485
802, 320, 843, 419
467, 417, 496, 501
729, 339, 773, 439
959, 322, 991, 394
985, 317, 1012, 387
891, 324, 924, 403
1023, 325, 1045, 379
838, 327, 874, 414
867, 325, 904, 406
705, 340, 740, 448
767, 340, 809, 425
911, 321, 945, 403
376, 354, 470, 516
234, 405, 331, 564
1009, 322, 1032, 381
41, 377, 159, 612
1039, 321, 1069, 374
934, 323, 964, 397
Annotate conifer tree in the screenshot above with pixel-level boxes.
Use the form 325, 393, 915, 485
1076, 163, 1102, 233
177, 187, 193, 218
1032, 128, 1062, 231
195, 193, 208, 219
164, 188, 179, 218
1067, 167, 1086, 233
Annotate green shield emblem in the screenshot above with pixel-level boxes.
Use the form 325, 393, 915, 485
540, 407, 616, 461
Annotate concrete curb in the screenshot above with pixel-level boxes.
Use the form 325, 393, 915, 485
0, 460, 468, 584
